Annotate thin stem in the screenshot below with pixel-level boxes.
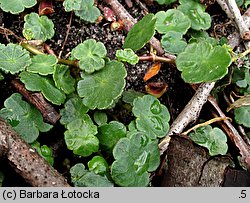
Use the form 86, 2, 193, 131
20, 42, 79, 68
59, 11, 73, 59
139, 55, 175, 63
182, 117, 231, 136
20, 42, 44, 55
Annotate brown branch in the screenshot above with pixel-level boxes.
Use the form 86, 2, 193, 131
208, 96, 250, 171
11, 79, 61, 125
139, 54, 175, 63
0, 117, 70, 186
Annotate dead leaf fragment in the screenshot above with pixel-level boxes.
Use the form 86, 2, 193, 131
227, 95, 250, 111
145, 82, 167, 98
143, 62, 161, 82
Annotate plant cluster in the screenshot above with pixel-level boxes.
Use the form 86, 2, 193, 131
0, 0, 249, 186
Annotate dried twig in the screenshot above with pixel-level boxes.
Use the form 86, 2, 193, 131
59, 11, 73, 58
159, 82, 216, 155
217, 0, 250, 48
11, 79, 61, 125
0, 117, 70, 186
228, 0, 250, 40
139, 54, 175, 63
208, 96, 250, 171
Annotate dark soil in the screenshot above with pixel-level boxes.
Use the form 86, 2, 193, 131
0, 0, 250, 187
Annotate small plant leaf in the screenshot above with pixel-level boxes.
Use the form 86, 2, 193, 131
31, 141, 54, 166
93, 111, 108, 126
234, 106, 250, 128
27, 54, 57, 75
232, 67, 250, 94
154, 0, 176, 5
74, 0, 101, 23
88, 156, 109, 175
122, 89, 144, 105
23, 12, 55, 41
77, 60, 127, 109
63, 0, 81, 11
19, 71, 66, 105
188, 30, 218, 46
115, 48, 139, 65
0, 72, 3, 81
111, 132, 160, 186
0, 0, 37, 14
70, 163, 113, 187
123, 14, 156, 51
189, 125, 228, 156
96, 121, 127, 154
72, 39, 107, 73
132, 95, 170, 139
64, 117, 98, 157
155, 10, 191, 34
176, 42, 232, 83
161, 31, 187, 54
53, 64, 76, 94
177, 0, 211, 30
60, 96, 89, 126
0, 43, 31, 74
0, 93, 52, 143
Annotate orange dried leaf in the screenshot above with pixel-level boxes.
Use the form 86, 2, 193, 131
143, 62, 161, 82
145, 82, 168, 98
39, 0, 54, 15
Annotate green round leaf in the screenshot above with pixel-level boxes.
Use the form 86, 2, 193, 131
161, 31, 187, 54
60, 96, 89, 126
93, 111, 108, 126
64, 117, 98, 157
177, 1, 211, 30
27, 54, 57, 75
31, 141, 54, 166
53, 64, 76, 94
87, 156, 109, 175
74, 0, 101, 23
111, 132, 160, 186
154, 0, 176, 5
115, 49, 139, 65
132, 95, 170, 139
122, 89, 144, 105
189, 125, 228, 156
176, 42, 232, 83
155, 10, 191, 34
63, 0, 81, 11
234, 106, 250, 128
97, 121, 127, 154
0, 0, 37, 14
23, 12, 55, 41
123, 14, 156, 51
0, 43, 31, 74
77, 60, 127, 109
0, 93, 52, 143
19, 71, 66, 105
72, 39, 107, 73
0, 72, 4, 81
70, 163, 113, 187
